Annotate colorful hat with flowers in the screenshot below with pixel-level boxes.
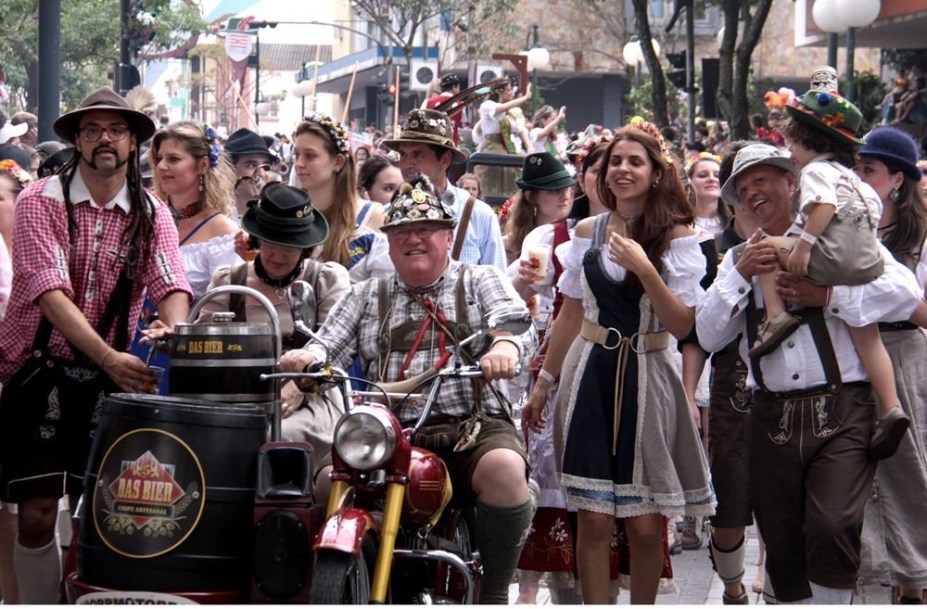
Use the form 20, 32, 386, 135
786, 70, 864, 145
381, 174, 456, 233
0, 160, 33, 190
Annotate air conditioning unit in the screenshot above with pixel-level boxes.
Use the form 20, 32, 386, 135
475, 64, 504, 84
409, 59, 438, 91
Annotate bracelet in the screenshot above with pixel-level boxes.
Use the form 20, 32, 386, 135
537, 368, 556, 385
799, 230, 818, 246
491, 336, 521, 356
100, 349, 117, 369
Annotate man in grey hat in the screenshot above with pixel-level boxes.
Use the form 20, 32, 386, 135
0, 86, 192, 602
697, 143, 922, 604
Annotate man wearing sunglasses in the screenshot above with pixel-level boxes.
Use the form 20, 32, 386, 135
225, 127, 280, 218
0, 86, 192, 603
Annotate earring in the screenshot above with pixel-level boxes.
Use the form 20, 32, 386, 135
199, 175, 205, 192
651, 181, 658, 189
890, 188, 899, 201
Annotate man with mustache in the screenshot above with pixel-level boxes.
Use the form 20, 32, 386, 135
696, 144, 922, 604
0, 87, 192, 602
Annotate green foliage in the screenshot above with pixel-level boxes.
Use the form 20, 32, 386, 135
882, 49, 927, 72
1, 0, 205, 112
625, 69, 683, 124
851, 70, 888, 128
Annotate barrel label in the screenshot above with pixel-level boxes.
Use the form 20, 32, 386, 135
92, 429, 206, 558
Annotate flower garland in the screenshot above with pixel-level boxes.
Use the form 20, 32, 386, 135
0, 160, 33, 190
202, 125, 221, 168
684, 151, 722, 176
303, 112, 350, 154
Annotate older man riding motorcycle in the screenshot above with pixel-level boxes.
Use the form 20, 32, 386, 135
280, 176, 537, 604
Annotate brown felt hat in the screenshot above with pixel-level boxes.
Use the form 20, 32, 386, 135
382, 108, 468, 165
53, 86, 157, 145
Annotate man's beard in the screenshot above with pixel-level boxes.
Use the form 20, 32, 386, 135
85, 145, 130, 170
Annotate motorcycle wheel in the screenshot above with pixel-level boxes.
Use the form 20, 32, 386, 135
308, 549, 371, 604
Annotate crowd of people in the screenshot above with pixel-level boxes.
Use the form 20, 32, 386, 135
0, 63, 925, 605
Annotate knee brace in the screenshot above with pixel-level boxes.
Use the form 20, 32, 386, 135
708, 534, 746, 584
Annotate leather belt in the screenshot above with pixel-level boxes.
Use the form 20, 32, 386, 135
581, 319, 668, 455
581, 319, 669, 353
878, 321, 918, 332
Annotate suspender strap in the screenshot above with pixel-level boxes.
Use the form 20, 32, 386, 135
451, 196, 475, 261
592, 213, 609, 249
228, 262, 249, 320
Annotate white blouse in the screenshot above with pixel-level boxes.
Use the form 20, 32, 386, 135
0, 237, 10, 322
556, 233, 706, 309
181, 232, 243, 301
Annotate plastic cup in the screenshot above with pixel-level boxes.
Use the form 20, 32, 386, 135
146, 366, 165, 394
526, 244, 551, 282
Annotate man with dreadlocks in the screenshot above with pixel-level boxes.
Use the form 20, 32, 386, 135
0, 86, 192, 603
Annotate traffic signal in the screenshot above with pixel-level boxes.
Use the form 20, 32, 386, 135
666, 52, 687, 89
378, 82, 395, 104
388, 83, 397, 98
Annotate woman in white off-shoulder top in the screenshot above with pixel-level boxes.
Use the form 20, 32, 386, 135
521, 122, 715, 604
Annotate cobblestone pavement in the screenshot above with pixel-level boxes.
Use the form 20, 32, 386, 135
508, 523, 894, 604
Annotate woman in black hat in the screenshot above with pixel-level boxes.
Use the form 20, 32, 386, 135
502, 152, 576, 265
201, 183, 350, 453
854, 126, 927, 605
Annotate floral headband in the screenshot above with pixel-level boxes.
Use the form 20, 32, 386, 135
684, 151, 722, 176
574, 134, 613, 169
625, 117, 676, 167
303, 112, 350, 155
0, 160, 33, 190
202, 125, 221, 168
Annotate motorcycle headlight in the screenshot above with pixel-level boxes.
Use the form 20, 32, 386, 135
333, 407, 397, 471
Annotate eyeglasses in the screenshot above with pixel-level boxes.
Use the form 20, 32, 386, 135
79, 124, 129, 142
390, 225, 446, 240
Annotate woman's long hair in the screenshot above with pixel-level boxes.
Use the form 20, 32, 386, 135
294, 119, 357, 267
502, 189, 538, 261
570, 142, 610, 219
883, 174, 927, 269
596, 123, 694, 286
686, 156, 731, 225
149, 121, 235, 216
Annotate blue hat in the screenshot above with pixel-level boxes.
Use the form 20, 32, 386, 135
858, 127, 922, 182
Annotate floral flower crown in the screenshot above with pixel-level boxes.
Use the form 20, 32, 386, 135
625, 116, 677, 167
0, 160, 33, 190
303, 112, 350, 155
574, 134, 613, 169
684, 151, 722, 176
202, 125, 221, 168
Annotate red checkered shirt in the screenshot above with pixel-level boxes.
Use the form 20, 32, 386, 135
0, 171, 192, 382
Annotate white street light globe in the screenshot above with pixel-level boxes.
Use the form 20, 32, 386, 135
835, 0, 880, 27
255, 101, 272, 116
812, 0, 848, 33
292, 80, 314, 97
526, 46, 550, 71
623, 40, 643, 66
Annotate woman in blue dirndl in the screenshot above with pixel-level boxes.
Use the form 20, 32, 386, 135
523, 122, 715, 603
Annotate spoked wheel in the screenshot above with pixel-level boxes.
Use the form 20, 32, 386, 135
308, 549, 371, 605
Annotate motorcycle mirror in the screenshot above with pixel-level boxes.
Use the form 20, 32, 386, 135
287, 280, 316, 335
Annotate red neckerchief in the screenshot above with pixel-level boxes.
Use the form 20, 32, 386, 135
398, 296, 452, 380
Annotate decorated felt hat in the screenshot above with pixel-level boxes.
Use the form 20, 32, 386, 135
516, 152, 576, 190
381, 175, 456, 233
53, 86, 157, 145
382, 109, 468, 165
786, 88, 864, 145
720, 144, 797, 207
858, 126, 923, 182
439, 74, 460, 89
241, 183, 329, 249
225, 128, 279, 164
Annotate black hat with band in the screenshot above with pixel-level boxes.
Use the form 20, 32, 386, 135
241, 183, 329, 249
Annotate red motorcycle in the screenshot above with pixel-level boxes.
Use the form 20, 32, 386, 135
262, 305, 530, 604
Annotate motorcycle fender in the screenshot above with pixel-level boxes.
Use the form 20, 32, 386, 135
313, 507, 377, 555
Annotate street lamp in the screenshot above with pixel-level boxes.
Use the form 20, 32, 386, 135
812, 0, 880, 102
524, 24, 549, 116
622, 36, 660, 89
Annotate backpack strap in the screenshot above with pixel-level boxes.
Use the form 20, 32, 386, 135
451, 196, 475, 261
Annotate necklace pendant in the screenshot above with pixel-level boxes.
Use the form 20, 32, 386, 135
275, 287, 287, 299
